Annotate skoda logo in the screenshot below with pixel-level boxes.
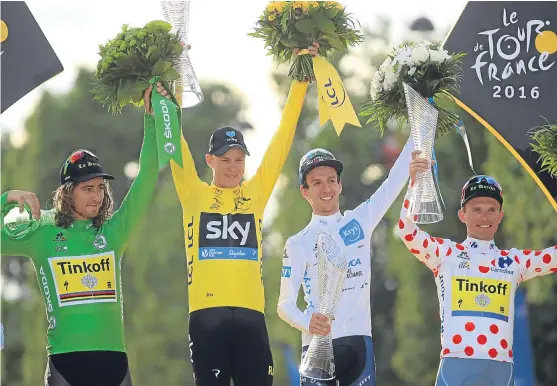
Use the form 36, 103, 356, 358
164, 142, 176, 155
93, 235, 107, 250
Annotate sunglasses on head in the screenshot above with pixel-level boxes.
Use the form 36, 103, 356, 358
66, 150, 98, 164
461, 175, 503, 201
467, 175, 502, 191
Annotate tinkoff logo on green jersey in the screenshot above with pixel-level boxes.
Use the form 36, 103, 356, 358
48, 252, 117, 306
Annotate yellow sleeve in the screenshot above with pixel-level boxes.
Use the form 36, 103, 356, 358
247, 81, 308, 205
170, 133, 203, 207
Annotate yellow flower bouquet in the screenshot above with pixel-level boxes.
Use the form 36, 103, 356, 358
249, 1, 363, 82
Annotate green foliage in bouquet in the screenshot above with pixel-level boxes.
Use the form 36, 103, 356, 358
359, 41, 466, 136
92, 21, 183, 114
249, 1, 363, 82
529, 121, 557, 178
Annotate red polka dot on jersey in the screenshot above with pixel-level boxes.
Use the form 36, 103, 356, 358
465, 322, 475, 332
464, 346, 474, 356
446, 247, 453, 256
404, 199, 410, 209
452, 335, 462, 344
456, 243, 465, 251
509, 350, 513, 357
535, 250, 542, 256
413, 229, 418, 237
430, 236, 436, 242
433, 269, 439, 278
523, 249, 532, 255
488, 349, 498, 358
551, 268, 557, 273
526, 259, 531, 269
490, 324, 499, 334
535, 268, 542, 273
436, 247, 440, 257
398, 219, 405, 229
411, 248, 420, 255
423, 239, 429, 248
543, 254, 552, 264
501, 250, 509, 256
514, 256, 521, 264
443, 348, 450, 355
425, 253, 431, 260
405, 234, 414, 242
435, 237, 444, 244
477, 335, 487, 345
500, 339, 508, 349
479, 266, 490, 274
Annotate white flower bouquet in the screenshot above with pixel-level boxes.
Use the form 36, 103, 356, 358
360, 41, 465, 136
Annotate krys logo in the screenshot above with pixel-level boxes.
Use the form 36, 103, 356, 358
321, 77, 346, 108
471, 8, 557, 100
339, 219, 364, 246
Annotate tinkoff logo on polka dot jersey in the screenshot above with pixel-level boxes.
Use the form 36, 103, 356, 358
451, 276, 511, 321
48, 252, 117, 306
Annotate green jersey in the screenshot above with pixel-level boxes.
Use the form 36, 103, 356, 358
1, 115, 158, 355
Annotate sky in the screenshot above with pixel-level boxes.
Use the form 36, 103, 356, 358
0, 0, 470, 300
0, 0, 468, 176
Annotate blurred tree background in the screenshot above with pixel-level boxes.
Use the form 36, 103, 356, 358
2, 15, 556, 386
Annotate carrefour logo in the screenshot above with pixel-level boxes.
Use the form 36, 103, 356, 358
497, 256, 513, 269
339, 219, 364, 246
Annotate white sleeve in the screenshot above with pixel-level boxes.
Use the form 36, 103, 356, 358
277, 237, 312, 333
352, 136, 414, 232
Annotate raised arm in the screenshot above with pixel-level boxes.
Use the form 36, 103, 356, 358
277, 237, 312, 333
169, 133, 204, 207
246, 81, 308, 204
111, 113, 159, 241
350, 136, 414, 232
396, 184, 457, 274
513, 245, 557, 282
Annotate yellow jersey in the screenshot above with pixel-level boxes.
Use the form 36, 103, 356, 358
171, 81, 308, 313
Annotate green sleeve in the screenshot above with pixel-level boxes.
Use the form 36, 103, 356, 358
110, 114, 159, 242
1, 192, 33, 257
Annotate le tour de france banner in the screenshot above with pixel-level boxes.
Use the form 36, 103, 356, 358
444, 1, 557, 212
1, 1, 64, 113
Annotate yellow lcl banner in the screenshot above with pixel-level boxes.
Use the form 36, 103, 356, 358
300, 52, 362, 136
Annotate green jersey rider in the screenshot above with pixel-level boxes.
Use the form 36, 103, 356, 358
1, 84, 171, 386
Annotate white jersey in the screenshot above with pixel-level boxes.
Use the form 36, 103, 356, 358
277, 138, 414, 347
397, 184, 557, 362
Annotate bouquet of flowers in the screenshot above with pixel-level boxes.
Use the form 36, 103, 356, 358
92, 21, 183, 114
249, 1, 363, 82
529, 121, 557, 178
359, 41, 465, 136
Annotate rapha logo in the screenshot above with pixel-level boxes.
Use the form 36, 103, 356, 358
471, 8, 556, 100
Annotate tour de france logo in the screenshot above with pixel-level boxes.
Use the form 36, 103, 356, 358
0, 19, 8, 55
471, 8, 557, 100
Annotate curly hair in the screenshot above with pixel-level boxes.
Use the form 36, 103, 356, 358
53, 180, 114, 228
